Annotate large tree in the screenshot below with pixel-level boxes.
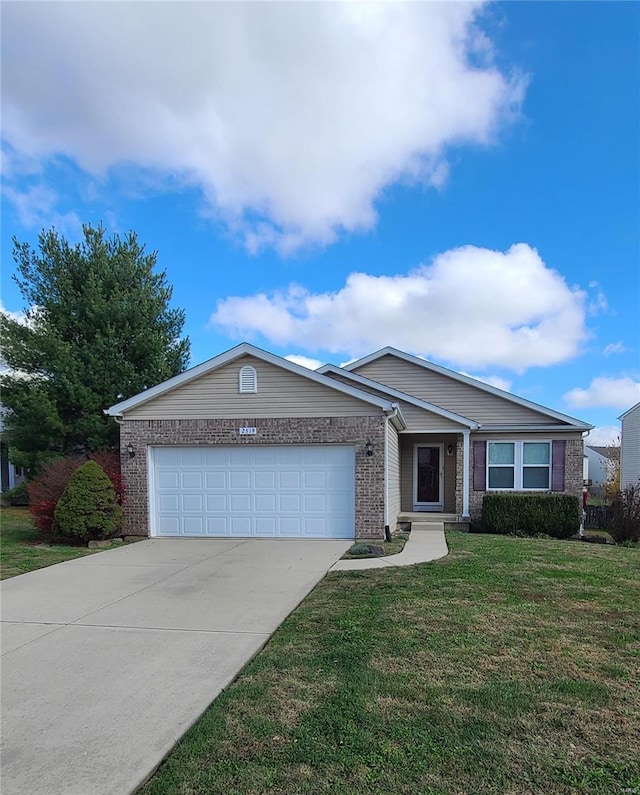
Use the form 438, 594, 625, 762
1, 224, 190, 468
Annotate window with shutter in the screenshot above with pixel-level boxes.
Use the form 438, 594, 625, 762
239, 365, 257, 393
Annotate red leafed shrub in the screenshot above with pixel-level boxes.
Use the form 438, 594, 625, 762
28, 450, 124, 535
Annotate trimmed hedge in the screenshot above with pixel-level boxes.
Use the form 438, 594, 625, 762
53, 461, 123, 543
481, 493, 581, 539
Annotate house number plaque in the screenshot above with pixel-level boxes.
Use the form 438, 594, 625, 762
238, 427, 257, 435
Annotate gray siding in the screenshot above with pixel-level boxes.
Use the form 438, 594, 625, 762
387, 422, 401, 531
353, 355, 566, 426
325, 371, 465, 431
400, 434, 457, 513
621, 405, 640, 488
125, 355, 382, 420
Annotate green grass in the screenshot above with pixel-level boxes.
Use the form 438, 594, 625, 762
140, 533, 640, 795
0, 506, 99, 579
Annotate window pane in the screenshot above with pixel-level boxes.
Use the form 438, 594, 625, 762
488, 443, 514, 465
489, 467, 515, 488
523, 442, 550, 465
523, 467, 550, 489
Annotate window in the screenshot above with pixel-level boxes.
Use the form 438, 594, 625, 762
488, 441, 551, 490
238, 365, 257, 393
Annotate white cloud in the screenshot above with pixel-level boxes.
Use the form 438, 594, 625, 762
211, 243, 588, 372
586, 426, 621, 447
0, 300, 27, 326
284, 355, 324, 371
564, 377, 640, 409
603, 341, 628, 356
1, 2, 524, 251
2, 182, 81, 235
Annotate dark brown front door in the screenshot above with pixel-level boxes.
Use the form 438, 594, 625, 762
414, 445, 442, 508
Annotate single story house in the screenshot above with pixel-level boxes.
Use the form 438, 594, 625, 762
106, 343, 592, 540
619, 401, 640, 489
584, 445, 620, 497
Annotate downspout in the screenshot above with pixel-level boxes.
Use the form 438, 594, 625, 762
383, 406, 401, 542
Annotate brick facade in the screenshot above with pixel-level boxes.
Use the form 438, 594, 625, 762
120, 416, 386, 540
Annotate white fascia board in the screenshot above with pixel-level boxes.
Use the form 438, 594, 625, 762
476, 424, 594, 433
385, 405, 406, 431
318, 363, 478, 429
105, 342, 395, 417
344, 347, 591, 430
618, 401, 640, 421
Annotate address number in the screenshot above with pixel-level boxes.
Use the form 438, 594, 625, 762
238, 427, 257, 435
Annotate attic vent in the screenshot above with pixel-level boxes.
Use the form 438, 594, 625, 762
239, 365, 257, 393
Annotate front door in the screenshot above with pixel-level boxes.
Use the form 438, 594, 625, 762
413, 444, 443, 511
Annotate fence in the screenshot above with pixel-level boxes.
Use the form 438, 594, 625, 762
584, 505, 613, 530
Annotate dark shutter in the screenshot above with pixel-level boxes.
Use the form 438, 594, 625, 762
551, 440, 566, 492
473, 441, 486, 491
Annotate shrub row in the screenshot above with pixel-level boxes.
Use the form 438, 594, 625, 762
481, 493, 581, 539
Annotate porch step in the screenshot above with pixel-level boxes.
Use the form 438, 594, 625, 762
398, 512, 460, 524
411, 521, 445, 534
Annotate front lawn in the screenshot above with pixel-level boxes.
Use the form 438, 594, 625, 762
141, 532, 640, 795
0, 506, 99, 579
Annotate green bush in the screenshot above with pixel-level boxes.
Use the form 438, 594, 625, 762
609, 482, 640, 544
53, 461, 123, 543
481, 493, 581, 539
3, 481, 29, 506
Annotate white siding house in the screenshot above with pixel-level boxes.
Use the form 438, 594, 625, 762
619, 402, 640, 488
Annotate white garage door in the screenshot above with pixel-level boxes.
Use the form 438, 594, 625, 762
151, 445, 355, 539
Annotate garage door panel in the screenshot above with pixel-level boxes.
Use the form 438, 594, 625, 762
158, 472, 179, 489
278, 494, 301, 512
181, 472, 203, 489
230, 471, 251, 489
205, 471, 226, 489
152, 445, 355, 539
230, 494, 251, 512
158, 494, 179, 511
304, 471, 326, 489
254, 471, 276, 489
278, 471, 300, 489
183, 517, 205, 535
230, 517, 252, 536
255, 494, 276, 512
182, 494, 203, 512
206, 494, 227, 512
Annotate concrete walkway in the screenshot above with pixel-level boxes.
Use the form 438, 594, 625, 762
330, 523, 448, 571
0, 537, 350, 795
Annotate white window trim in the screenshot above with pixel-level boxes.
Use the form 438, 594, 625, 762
487, 440, 552, 491
238, 365, 257, 393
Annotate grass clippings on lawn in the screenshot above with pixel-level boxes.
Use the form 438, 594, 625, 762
140, 532, 640, 795
0, 506, 99, 579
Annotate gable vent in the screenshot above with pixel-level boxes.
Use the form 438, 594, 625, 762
239, 365, 257, 393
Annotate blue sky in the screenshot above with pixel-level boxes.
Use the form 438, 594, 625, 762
1, 1, 638, 444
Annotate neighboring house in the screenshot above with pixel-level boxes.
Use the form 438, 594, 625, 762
106, 343, 592, 540
619, 401, 640, 489
584, 445, 620, 497
0, 406, 25, 492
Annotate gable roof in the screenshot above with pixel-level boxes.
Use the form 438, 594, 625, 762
317, 364, 479, 429
345, 347, 593, 430
619, 401, 640, 421
586, 445, 620, 462
105, 342, 405, 427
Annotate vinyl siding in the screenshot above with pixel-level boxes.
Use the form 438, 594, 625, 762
400, 434, 457, 513
325, 371, 465, 431
353, 355, 567, 426
387, 422, 401, 530
124, 355, 382, 420
621, 405, 640, 488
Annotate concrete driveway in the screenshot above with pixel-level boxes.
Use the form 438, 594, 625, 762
0, 537, 350, 795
